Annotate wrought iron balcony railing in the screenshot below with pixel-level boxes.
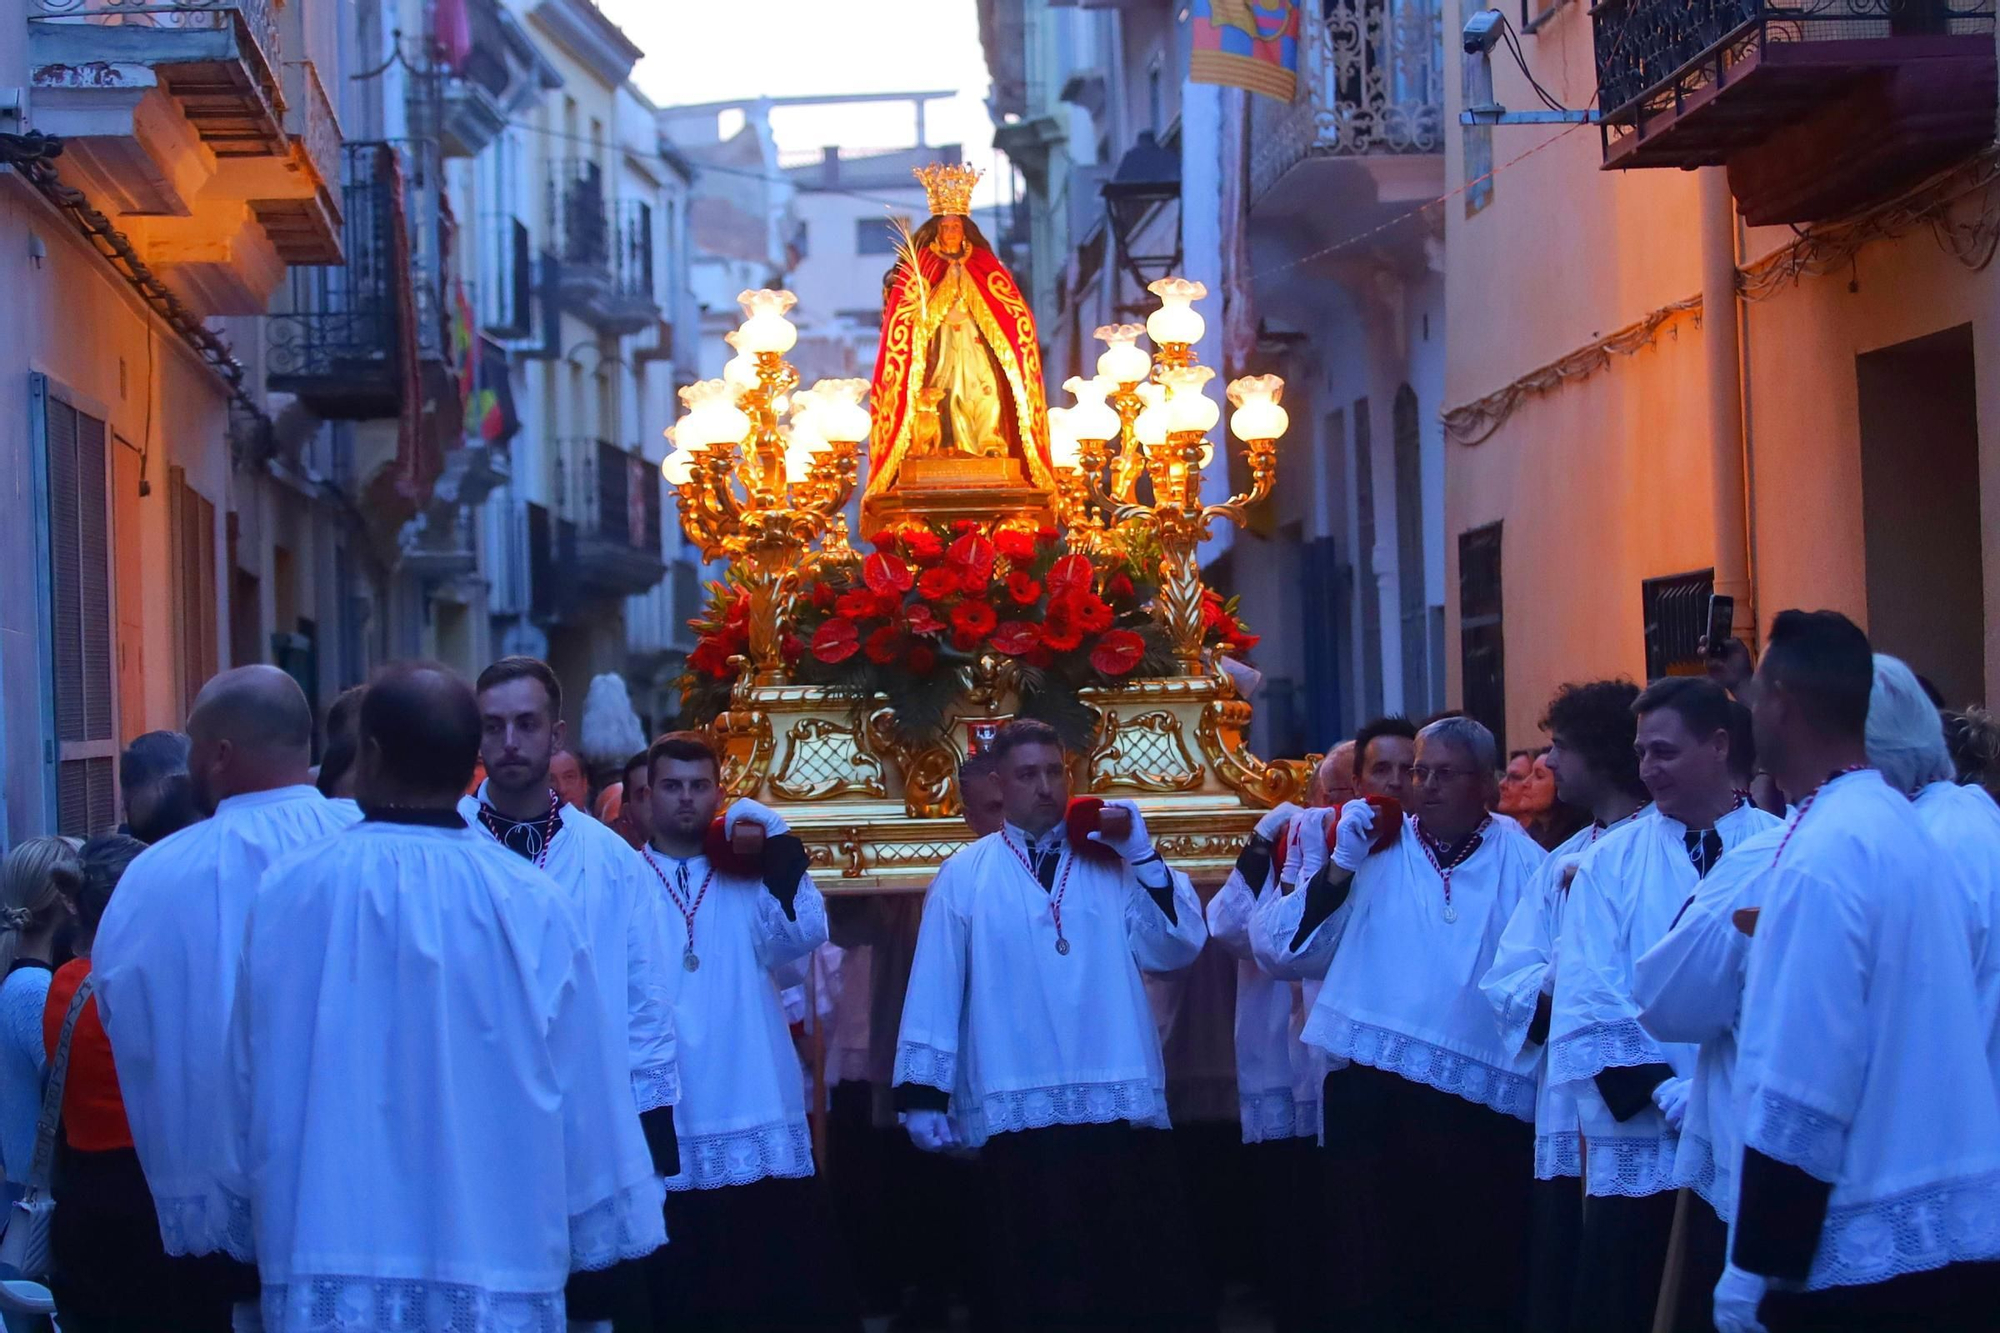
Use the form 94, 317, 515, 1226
553, 438, 667, 600
1251, 0, 1445, 201
31, 0, 280, 92
1594, 0, 1994, 123
281, 58, 342, 223
549, 158, 611, 270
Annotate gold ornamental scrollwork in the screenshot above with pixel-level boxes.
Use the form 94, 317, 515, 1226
1196, 692, 1316, 809
713, 705, 774, 799
770, 717, 889, 802
1084, 708, 1205, 794
867, 708, 964, 819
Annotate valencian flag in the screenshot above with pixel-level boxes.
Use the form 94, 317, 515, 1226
1189, 0, 1302, 102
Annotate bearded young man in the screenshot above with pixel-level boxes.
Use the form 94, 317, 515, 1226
1255, 715, 1546, 1332
894, 719, 1207, 1330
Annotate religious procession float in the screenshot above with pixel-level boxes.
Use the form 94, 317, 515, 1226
661, 163, 1313, 891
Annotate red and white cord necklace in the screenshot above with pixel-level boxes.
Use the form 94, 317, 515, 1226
1417, 815, 1491, 924
480, 788, 561, 871
1769, 765, 1872, 872
1002, 830, 1076, 955
644, 847, 716, 973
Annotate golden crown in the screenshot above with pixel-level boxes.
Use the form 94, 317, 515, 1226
914, 162, 981, 217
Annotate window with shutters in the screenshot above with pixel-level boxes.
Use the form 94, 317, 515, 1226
1642, 569, 1716, 681
32, 376, 118, 837
1459, 522, 1507, 755
170, 466, 219, 717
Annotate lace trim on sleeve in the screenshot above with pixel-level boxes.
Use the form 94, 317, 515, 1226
1743, 1086, 1850, 1182
1238, 1090, 1300, 1145
1674, 1131, 1734, 1223
667, 1117, 815, 1192
1305, 1013, 1536, 1122
1547, 1017, 1664, 1088
1489, 972, 1544, 1054
957, 1078, 1170, 1147
1581, 1133, 1680, 1200
1809, 1168, 2000, 1291
569, 1175, 667, 1271
631, 1061, 680, 1114
262, 1277, 565, 1333
893, 1040, 957, 1094
1535, 1130, 1581, 1181
1293, 1095, 1323, 1144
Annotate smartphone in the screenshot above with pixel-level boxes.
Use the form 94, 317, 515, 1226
1705, 593, 1735, 657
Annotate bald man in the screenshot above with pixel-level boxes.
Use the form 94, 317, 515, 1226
93, 666, 363, 1328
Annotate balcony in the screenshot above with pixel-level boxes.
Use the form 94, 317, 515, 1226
251, 59, 343, 263
547, 161, 660, 334
266, 143, 416, 419
554, 438, 666, 602
440, 0, 562, 159
1593, 0, 1998, 224
1248, 0, 1445, 238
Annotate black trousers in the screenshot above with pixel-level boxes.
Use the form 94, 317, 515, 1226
1667, 1193, 1729, 1333
645, 1175, 862, 1332
977, 1122, 1209, 1332
1321, 1064, 1534, 1333
50, 1144, 240, 1333
1759, 1261, 2000, 1332
1526, 1175, 1582, 1333
1569, 1189, 1678, 1332
1248, 1135, 1322, 1333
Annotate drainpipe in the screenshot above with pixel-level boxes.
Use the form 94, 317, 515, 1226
1699, 167, 1753, 640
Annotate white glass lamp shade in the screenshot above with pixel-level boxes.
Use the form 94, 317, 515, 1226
1227, 374, 1290, 442
736, 288, 800, 355
807, 378, 872, 443
1146, 277, 1207, 347
662, 447, 698, 486
1093, 323, 1152, 384
720, 331, 759, 390
677, 379, 747, 449
1161, 365, 1220, 435
1133, 384, 1172, 450
1047, 407, 1083, 469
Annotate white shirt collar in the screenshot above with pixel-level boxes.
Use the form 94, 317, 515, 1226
214, 784, 322, 815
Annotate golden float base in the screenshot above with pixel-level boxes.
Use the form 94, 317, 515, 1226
712, 671, 1316, 892
860, 461, 1057, 540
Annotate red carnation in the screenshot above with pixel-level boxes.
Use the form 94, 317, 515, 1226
1090, 629, 1146, 676
1047, 553, 1095, 600
905, 602, 946, 637
864, 626, 902, 665
898, 524, 945, 564
837, 588, 881, 621
810, 619, 860, 665
868, 530, 898, 553
688, 637, 734, 679
1041, 599, 1085, 653
1106, 572, 1135, 602
995, 528, 1037, 564
863, 551, 915, 595
1006, 572, 1042, 605
907, 644, 938, 675
809, 581, 838, 611
946, 531, 997, 582
950, 599, 998, 639
1035, 527, 1059, 548
991, 620, 1041, 656
952, 518, 982, 535
950, 628, 984, 653
1072, 592, 1114, 634
917, 565, 962, 601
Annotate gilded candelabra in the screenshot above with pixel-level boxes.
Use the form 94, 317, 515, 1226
662, 290, 870, 686
1052, 279, 1289, 674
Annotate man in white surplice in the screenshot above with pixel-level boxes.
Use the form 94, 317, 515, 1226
633, 731, 855, 1330
94, 666, 360, 1323
208, 663, 663, 1333
1713, 611, 2000, 1332
1547, 676, 1778, 1330
1252, 715, 1544, 1331
1479, 679, 1649, 1332
895, 718, 1208, 1329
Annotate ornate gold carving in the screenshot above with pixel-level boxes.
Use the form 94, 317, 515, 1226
770, 717, 888, 802
712, 705, 774, 799
1084, 708, 1205, 794
1196, 689, 1315, 809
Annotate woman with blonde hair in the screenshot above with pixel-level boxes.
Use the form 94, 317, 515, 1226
0, 837, 79, 1207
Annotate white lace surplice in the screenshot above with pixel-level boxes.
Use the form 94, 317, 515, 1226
1632, 824, 1784, 1222
217, 821, 665, 1333
1551, 804, 1778, 1198
1207, 861, 1316, 1143
1736, 771, 2000, 1291
1914, 781, 2000, 1093
637, 849, 826, 1190
1257, 815, 1548, 1121
893, 831, 1206, 1147
91, 786, 360, 1256
462, 793, 681, 1115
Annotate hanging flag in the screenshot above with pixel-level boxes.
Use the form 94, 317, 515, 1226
1189, 0, 1302, 103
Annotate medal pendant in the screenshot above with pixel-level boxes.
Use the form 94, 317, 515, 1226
682, 949, 701, 973
1442, 905, 1458, 925
1055, 936, 1071, 956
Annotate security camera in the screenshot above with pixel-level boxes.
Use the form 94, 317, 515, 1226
1463, 8, 1504, 54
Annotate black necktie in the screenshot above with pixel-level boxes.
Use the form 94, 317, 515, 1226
1031, 840, 1060, 892
1684, 828, 1723, 879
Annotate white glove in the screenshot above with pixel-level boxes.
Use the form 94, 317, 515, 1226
1087, 798, 1154, 862
1255, 801, 1304, 842
1331, 800, 1378, 872
725, 797, 790, 837
1712, 1264, 1769, 1333
903, 1108, 958, 1153
1652, 1075, 1692, 1131
1294, 806, 1336, 884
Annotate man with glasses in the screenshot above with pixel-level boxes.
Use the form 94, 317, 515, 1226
1255, 716, 1546, 1331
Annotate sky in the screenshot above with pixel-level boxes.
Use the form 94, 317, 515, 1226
595, 0, 1006, 203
